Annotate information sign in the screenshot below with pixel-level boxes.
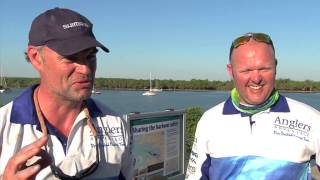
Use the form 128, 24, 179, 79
125, 110, 185, 180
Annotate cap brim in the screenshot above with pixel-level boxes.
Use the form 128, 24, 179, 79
47, 36, 109, 56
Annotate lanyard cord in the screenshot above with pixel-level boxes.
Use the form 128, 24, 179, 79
33, 87, 48, 135
32, 87, 97, 137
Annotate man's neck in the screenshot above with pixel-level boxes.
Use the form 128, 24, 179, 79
36, 86, 83, 138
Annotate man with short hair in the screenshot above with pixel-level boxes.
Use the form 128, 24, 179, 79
0, 7, 132, 179
186, 32, 320, 179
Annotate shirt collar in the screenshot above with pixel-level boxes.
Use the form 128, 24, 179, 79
10, 84, 103, 125
222, 94, 290, 115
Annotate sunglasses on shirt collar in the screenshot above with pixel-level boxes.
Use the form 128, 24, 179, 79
50, 147, 99, 180
229, 32, 275, 61
49, 142, 99, 180
48, 107, 99, 180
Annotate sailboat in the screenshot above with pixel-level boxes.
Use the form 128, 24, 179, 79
151, 79, 162, 92
142, 73, 156, 96
91, 85, 101, 95
0, 64, 8, 93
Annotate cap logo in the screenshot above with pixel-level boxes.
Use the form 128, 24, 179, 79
62, 21, 89, 29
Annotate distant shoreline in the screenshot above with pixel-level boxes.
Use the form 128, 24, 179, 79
279, 90, 320, 93
100, 88, 320, 93
3, 87, 320, 93
3, 77, 320, 93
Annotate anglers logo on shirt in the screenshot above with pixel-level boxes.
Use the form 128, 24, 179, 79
90, 126, 125, 147
273, 116, 311, 141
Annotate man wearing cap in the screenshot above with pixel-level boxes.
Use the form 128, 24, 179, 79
186, 32, 320, 179
0, 8, 132, 179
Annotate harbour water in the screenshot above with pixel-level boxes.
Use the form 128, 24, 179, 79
1, 88, 319, 114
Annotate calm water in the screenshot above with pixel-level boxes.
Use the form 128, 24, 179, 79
1, 88, 319, 114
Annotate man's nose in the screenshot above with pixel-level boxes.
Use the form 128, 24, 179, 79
76, 62, 93, 74
251, 70, 262, 83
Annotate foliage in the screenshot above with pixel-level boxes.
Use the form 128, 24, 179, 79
276, 78, 320, 92
6, 77, 40, 88
185, 106, 204, 166
4, 77, 320, 92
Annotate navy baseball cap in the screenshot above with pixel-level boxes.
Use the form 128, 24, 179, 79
28, 7, 109, 56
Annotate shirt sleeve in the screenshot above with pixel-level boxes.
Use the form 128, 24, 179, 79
314, 113, 320, 167
185, 114, 210, 180
0, 106, 7, 150
119, 117, 134, 180
0, 103, 12, 177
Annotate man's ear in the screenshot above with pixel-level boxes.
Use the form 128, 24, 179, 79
27, 45, 44, 71
275, 58, 278, 75
227, 63, 234, 80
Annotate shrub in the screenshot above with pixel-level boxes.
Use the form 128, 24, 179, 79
185, 106, 203, 167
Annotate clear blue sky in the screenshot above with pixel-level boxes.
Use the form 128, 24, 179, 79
0, 0, 319, 81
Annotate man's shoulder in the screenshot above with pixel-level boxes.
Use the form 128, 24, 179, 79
89, 99, 121, 118
202, 101, 227, 118
0, 101, 13, 118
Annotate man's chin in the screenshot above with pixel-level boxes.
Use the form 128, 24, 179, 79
247, 97, 268, 105
73, 90, 92, 101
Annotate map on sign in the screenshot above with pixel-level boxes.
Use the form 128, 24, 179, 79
133, 131, 164, 170
126, 111, 185, 180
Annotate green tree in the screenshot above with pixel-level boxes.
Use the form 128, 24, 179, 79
185, 106, 203, 166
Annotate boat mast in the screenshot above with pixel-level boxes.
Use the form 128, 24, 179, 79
0, 61, 7, 88
149, 72, 152, 91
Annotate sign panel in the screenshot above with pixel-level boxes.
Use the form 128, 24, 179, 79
126, 110, 185, 180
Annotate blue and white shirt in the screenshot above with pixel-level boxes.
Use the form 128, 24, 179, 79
0, 85, 133, 180
186, 95, 320, 180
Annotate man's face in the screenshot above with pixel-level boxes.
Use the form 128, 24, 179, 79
39, 46, 97, 102
227, 39, 276, 105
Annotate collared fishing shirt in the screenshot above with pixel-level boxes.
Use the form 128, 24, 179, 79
186, 95, 320, 180
0, 85, 133, 180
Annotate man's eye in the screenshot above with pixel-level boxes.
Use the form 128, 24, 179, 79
240, 69, 251, 73
58, 57, 72, 63
259, 67, 272, 72
65, 55, 77, 61
88, 54, 95, 59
